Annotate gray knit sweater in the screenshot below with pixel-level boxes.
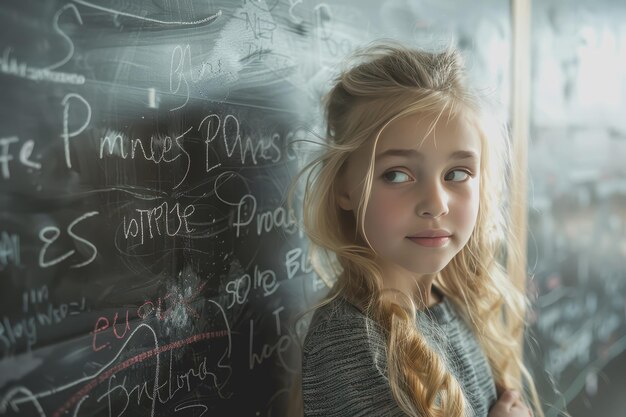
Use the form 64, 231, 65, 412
301, 288, 498, 416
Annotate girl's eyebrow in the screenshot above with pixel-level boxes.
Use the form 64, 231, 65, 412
375, 148, 479, 161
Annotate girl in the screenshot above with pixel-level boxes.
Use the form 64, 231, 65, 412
286, 40, 544, 417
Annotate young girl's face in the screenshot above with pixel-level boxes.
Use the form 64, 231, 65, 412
336, 111, 481, 276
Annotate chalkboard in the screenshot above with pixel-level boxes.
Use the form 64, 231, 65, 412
0, 1, 515, 416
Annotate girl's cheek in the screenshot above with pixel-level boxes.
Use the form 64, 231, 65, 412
366, 189, 407, 229
454, 189, 480, 230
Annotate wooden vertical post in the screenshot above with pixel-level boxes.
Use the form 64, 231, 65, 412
509, 0, 531, 355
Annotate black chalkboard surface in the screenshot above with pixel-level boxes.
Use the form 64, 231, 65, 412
0, 1, 313, 415
0, 1, 518, 416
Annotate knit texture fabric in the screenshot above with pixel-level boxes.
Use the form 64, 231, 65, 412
302, 288, 498, 416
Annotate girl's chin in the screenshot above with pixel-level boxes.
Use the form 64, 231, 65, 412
386, 260, 450, 276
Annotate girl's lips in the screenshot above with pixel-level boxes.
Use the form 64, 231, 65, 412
406, 236, 450, 247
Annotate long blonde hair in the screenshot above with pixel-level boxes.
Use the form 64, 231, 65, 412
285, 39, 545, 417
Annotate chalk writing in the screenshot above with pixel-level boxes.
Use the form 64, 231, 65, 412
0, 294, 86, 356
0, 4, 86, 85
238, 10, 277, 42
72, 0, 222, 26
99, 128, 191, 189
38, 211, 99, 269
198, 113, 222, 174
248, 306, 295, 371
221, 114, 281, 165
284, 247, 313, 279
92, 113, 288, 192
234, 193, 299, 237
61, 93, 91, 169
97, 350, 217, 416
3, 302, 231, 417
121, 201, 195, 245
0, 48, 85, 85
536, 287, 626, 378
62, 327, 228, 417
0, 232, 20, 269
0, 136, 41, 179
235, 8, 278, 60
287, 0, 306, 24
174, 402, 208, 416
225, 265, 279, 309
46, 4, 82, 71
169, 45, 224, 111
92, 281, 206, 351
248, 319, 291, 370
22, 286, 49, 313
0, 300, 231, 417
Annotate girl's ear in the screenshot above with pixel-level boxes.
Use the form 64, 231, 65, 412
334, 171, 353, 211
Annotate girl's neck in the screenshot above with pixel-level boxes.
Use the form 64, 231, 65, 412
427, 284, 444, 308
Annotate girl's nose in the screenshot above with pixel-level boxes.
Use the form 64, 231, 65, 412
416, 180, 449, 218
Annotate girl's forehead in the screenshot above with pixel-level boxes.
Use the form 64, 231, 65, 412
375, 112, 482, 156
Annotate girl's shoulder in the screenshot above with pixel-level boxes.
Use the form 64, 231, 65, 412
300, 296, 407, 417
302, 296, 386, 355
302, 290, 457, 349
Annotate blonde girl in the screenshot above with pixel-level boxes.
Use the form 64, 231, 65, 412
285, 40, 545, 417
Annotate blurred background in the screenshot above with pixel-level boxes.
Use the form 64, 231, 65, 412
524, 0, 626, 416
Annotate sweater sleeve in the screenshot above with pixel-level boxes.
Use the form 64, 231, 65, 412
301, 315, 408, 417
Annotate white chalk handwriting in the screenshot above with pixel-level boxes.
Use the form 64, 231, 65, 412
234, 193, 299, 238
0, 232, 20, 269
225, 265, 279, 309
38, 211, 99, 269
0, 136, 41, 180
121, 201, 195, 245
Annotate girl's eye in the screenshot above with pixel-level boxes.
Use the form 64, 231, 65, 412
444, 169, 471, 182
382, 170, 412, 184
